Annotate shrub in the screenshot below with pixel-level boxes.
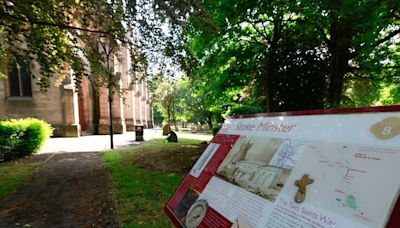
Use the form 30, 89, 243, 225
0, 118, 53, 162
0, 122, 23, 161
212, 125, 222, 136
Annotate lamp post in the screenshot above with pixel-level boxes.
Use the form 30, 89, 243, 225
99, 36, 114, 149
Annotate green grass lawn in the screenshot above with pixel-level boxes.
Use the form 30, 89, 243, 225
0, 161, 41, 198
103, 138, 207, 227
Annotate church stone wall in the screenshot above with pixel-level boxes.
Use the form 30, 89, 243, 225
0, 75, 80, 137
1, 46, 153, 137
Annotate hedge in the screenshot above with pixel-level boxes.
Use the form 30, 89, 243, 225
0, 118, 53, 162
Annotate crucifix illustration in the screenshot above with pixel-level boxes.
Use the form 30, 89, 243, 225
295, 174, 314, 203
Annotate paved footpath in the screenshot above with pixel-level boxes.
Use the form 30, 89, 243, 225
39, 131, 143, 154
39, 129, 212, 154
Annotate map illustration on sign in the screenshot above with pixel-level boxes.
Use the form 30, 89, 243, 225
268, 139, 308, 170
280, 141, 400, 227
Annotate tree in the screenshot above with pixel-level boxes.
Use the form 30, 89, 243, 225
156, 0, 330, 112
153, 0, 400, 111
0, 0, 140, 93
173, 0, 305, 112
3, 0, 398, 116
150, 75, 221, 129
151, 77, 176, 126
176, 78, 223, 129
301, 0, 400, 106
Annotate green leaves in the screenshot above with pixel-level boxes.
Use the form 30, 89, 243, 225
156, 0, 399, 116
0, 0, 137, 94
2, 0, 398, 123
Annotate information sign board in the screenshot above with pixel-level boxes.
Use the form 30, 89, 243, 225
165, 106, 400, 228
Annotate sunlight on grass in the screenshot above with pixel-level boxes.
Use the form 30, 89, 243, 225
143, 130, 213, 144
0, 162, 41, 198
103, 139, 206, 227
148, 137, 206, 145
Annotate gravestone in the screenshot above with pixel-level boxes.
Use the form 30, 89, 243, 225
162, 124, 171, 136
166, 131, 178, 143
202, 124, 210, 132
191, 125, 197, 133
195, 124, 202, 132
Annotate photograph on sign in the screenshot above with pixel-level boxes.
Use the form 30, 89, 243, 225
173, 188, 200, 226
184, 199, 209, 228
190, 143, 220, 178
216, 136, 307, 202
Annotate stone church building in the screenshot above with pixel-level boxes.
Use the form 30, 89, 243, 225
0, 45, 153, 137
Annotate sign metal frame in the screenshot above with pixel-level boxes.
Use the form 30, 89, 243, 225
165, 105, 400, 228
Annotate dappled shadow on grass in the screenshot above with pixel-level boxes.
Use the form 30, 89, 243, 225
107, 138, 208, 175
132, 143, 207, 175
0, 153, 51, 199
0, 152, 118, 227
103, 140, 208, 227
0, 163, 41, 199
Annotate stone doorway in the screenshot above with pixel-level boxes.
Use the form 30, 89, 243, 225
78, 92, 87, 132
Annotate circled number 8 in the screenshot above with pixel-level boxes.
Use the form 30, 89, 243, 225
382, 126, 392, 135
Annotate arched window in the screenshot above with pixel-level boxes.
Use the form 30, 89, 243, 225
8, 58, 32, 97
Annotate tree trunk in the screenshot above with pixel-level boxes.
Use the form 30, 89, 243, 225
206, 114, 213, 130
327, 22, 352, 106
263, 18, 282, 112
91, 85, 100, 134
264, 52, 274, 113
167, 104, 171, 126
172, 99, 177, 130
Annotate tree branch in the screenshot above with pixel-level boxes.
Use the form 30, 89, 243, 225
391, 11, 400, 21
31, 19, 113, 35
246, 20, 271, 44
243, 17, 274, 24
373, 27, 400, 47
349, 73, 376, 80
348, 72, 400, 81
316, 26, 331, 46
0, 11, 114, 35
348, 65, 400, 72
245, 34, 267, 47
383, 66, 400, 69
